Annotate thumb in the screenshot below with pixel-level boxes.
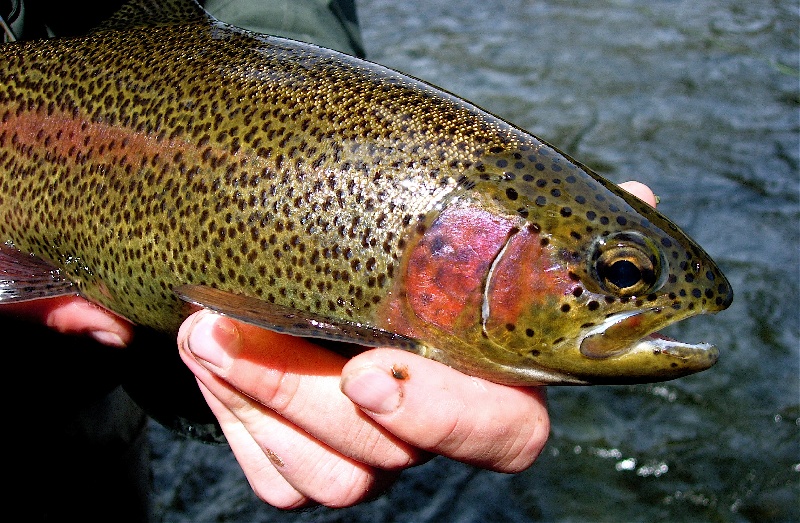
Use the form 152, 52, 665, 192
340, 348, 550, 473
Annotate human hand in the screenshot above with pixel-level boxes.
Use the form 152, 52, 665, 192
177, 310, 549, 508
0, 295, 134, 347
619, 180, 658, 207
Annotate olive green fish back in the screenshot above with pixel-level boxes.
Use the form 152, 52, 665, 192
0, 2, 528, 331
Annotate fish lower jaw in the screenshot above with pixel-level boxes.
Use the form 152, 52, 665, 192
635, 334, 720, 364
577, 308, 720, 372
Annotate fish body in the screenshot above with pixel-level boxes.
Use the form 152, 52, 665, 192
0, 0, 732, 385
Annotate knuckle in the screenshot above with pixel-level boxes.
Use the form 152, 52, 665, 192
307, 461, 378, 508
491, 407, 551, 472
423, 407, 472, 455
346, 422, 420, 469
250, 474, 311, 510
430, 390, 550, 473
253, 364, 302, 414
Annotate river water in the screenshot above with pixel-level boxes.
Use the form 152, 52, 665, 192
149, 1, 799, 521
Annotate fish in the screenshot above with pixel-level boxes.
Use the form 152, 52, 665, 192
0, 0, 732, 385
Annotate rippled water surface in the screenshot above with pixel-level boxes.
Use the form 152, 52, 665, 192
150, 1, 799, 521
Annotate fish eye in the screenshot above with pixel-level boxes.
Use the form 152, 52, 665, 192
602, 259, 641, 289
589, 231, 667, 297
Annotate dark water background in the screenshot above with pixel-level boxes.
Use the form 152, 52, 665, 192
149, 1, 800, 521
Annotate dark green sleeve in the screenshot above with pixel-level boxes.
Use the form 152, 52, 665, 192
5, 0, 365, 57
204, 0, 365, 57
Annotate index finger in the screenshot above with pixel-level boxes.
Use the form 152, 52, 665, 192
619, 180, 658, 207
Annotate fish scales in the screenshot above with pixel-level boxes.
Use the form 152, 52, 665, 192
1, 24, 452, 320
0, 0, 732, 385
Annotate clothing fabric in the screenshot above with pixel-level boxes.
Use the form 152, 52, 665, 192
2, 0, 365, 56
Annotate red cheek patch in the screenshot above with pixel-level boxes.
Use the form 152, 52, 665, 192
484, 226, 569, 331
404, 206, 516, 335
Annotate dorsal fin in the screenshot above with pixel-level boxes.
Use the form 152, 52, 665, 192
94, 0, 212, 32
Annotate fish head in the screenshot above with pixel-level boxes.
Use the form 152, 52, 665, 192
464, 143, 733, 384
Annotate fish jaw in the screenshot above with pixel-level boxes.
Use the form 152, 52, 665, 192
450, 293, 726, 386
573, 308, 721, 383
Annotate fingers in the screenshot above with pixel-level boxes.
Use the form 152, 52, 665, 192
193, 379, 311, 509
340, 349, 550, 473
619, 180, 658, 207
178, 308, 549, 512
178, 310, 421, 467
0, 296, 134, 347
177, 310, 417, 507
194, 377, 400, 508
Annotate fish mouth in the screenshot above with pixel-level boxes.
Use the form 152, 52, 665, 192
635, 332, 720, 364
577, 309, 720, 381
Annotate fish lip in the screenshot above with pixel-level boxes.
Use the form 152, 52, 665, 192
578, 309, 641, 359
635, 333, 720, 365
579, 308, 719, 362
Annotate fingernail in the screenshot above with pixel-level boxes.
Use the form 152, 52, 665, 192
340, 365, 403, 415
90, 330, 126, 348
186, 313, 241, 371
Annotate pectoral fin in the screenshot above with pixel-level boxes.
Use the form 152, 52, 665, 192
0, 243, 77, 302
174, 284, 423, 352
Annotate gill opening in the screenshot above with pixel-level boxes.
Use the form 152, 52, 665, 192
481, 225, 522, 337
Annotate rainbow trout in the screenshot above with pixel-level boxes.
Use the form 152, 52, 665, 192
0, 0, 732, 385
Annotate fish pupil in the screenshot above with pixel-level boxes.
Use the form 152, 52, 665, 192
603, 259, 641, 289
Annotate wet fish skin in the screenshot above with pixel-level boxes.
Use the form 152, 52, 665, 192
0, 0, 732, 385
